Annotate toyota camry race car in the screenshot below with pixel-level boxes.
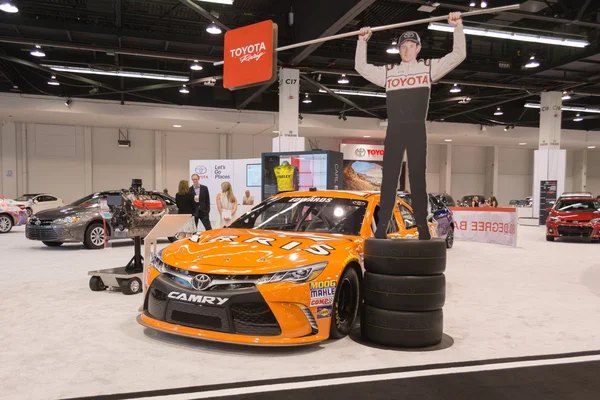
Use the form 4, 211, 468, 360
139, 190, 437, 346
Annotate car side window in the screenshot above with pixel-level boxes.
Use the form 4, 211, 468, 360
162, 196, 175, 206
399, 204, 417, 229
38, 196, 51, 202
371, 204, 399, 234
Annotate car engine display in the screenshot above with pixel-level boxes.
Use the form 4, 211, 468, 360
108, 179, 168, 238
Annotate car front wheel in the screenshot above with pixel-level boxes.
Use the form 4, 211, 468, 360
0, 214, 14, 233
330, 266, 360, 339
84, 223, 105, 249
445, 227, 454, 249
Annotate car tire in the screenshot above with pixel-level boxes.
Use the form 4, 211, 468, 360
363, 272, 445, 312
42, 241, 63, 247
120, 278, 142, 295
546, 235, 555, 242
362, 305, 443, 348
89, 276, 106, 291
0, 214, 14, 233
84, 222, 105, 250
26, 208, 33, 217
445, 227, 454, 249
364, 238, 446, 276
329, 266, 361, 339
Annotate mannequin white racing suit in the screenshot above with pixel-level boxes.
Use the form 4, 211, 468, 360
355, 26, 466, 239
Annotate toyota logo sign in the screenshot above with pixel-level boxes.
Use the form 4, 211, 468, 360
192, 274, 212, 291
195, 165, 207, 175
354, 148, 366, 157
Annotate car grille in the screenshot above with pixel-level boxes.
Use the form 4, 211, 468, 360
163, 265, 261, 290
231, 302, 280, 335
557, 225, 593, 237
26, 225, 58, 241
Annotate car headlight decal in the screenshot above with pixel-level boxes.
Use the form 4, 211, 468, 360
257, 262, 328, 285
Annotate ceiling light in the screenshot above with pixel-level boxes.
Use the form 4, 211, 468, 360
504, 126, 508, 131
363, 135, 371, 138
469, 1, 476, 6
428, 23, 589, 48
0, 2, 18, 13
173, 125, 182, 128
525, 56, 540, 68
48, 75, 60, 86
573, 114, 584, 122
319, 88, 386, 98
179, 85, 189, 94
519, 143, 527, 146
561, 91, 571, 100
43, 64, 188, 82
494, 107, 503, 116
206, 24, 222, 35
190, 61, 203, 71
64, 99, 72, 107
338, 74, 350, 84
272, 130, 279, 133
196, 0, 234, 4
458, 97, 471, 104
449, 83, 461, 93
302, 93, 312, 104
588, 145, 596, 149
30, 45, 45, 57
525, 103, 600, 114
480, 1, 487, 8
445, 139, 453, 142
386, 41, 400, 54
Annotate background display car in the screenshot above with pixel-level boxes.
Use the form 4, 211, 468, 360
397, 192, 454, 248
26, 190, 177, 249
0, 198, 28, 233
12, 193, 65, 217
432, 193, 456, 207
138, 190, 437, 346
458, 194, 486, 207
545, 197, 600, 242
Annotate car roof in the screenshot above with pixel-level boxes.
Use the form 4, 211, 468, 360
273, 190, 377, 200
557, 197, 595, 201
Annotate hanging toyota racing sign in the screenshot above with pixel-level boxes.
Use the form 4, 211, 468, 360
224, 20, 278, 90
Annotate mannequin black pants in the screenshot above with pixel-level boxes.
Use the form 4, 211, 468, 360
375, 121, 430, 240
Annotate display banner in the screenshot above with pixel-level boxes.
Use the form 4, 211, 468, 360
340, 143, 407, 191
449, 207, 518, 247
223, 20, 278, 90
539, 180, 558, 225
340, 143, 385, 161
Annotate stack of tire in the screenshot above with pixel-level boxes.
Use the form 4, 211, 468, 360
361, 238, 446, 348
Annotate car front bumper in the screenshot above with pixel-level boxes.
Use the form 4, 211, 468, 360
26, 223, 81, 242
139, 268, 335, 346
546, 221, 600, 238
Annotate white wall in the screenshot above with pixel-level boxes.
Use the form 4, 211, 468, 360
565, 150, 574, 192
451, 145, 486, 200
497, 147, 534, 206
587, 150, 600, 195
426, 144, 441, 193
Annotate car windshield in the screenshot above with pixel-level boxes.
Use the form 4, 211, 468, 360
70, 194, 101, 207
556, 199, 600, 212
15, 194, 38, 201
229, 196, 368, 236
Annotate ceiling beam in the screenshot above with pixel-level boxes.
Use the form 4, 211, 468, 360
289, 0, 376, 66
238, 83, 273, 110
178, 0, 231, 32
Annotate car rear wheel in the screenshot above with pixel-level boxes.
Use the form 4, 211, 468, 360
330, 266, 360, 339
0, 214, 13, 233
84, 223, 105, 249
546, 235, 555, 242
42, 241, 63, 247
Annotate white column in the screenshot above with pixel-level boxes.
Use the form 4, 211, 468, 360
273, 68, 305, 152
533, 91, 566, 220
154, 130, 164, 191
219, 133, 227, 159
493, 145, 499, 196
83, 127, 93, 194
0, 121, 18, 198
444, 144, 452, 195
581, 149, 588, 192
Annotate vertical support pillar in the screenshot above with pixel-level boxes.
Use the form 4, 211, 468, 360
83, 127, 93, 194
581, 149, 588, 192
443, 144, 452, 195
273, 68, 305, 152
493, 145, 499, 196
0, 121, 18, 198
219, 133, 228, 159
154, 130, 164, 192
533, 91, 566, 220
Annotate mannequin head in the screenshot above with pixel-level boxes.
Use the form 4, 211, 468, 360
398, 31, 421, 64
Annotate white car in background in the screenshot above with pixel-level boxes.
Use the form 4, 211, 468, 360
12, 193, 65, 217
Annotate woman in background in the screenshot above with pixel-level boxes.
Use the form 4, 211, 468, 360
488, 196, 499, 208
175, 180, 196, 236
217, 181, 238, 227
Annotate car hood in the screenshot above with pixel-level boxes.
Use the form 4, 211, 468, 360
162, 228, 359, 275
34, 206, 94, 219
552, 210, 600, 221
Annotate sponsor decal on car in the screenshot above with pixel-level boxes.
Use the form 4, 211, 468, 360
316, 306, 332, 319
167, 292, 228, 306
288, 197, 333, 203
309, 280, 336, 307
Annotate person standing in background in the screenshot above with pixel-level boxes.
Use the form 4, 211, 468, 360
217, 182, 238, 228
176, 180, 196, 236
471, 196, 480, 207
488, 196, 499, 208
242, 190, 254, 205
189, 173, 212, 230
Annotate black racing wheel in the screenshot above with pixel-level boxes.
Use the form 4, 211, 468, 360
330, 266, 360, 339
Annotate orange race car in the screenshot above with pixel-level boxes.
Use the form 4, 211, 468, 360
138, 190, 437, 346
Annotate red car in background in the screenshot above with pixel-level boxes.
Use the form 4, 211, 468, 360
546, 197, 600, 242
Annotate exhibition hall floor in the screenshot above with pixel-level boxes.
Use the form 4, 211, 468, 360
1, 226, 600, 400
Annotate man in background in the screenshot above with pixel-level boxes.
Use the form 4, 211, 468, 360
189, 174, 212, 230
242, 190, 254, 205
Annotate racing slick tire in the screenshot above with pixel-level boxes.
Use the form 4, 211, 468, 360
364, 238, 446, 276
363, 272, 445, 312
546, 235, 555, 242
84, 222, 105, 250
42, 241, 63, 247
329, 266, 361, 339
89, 276, 106, 291
445, 227, 454, 249
0, 214, 14, 233
361, 305, 443, 348
120, 278, 142, 295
